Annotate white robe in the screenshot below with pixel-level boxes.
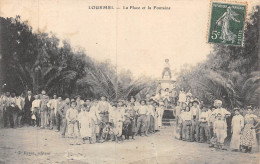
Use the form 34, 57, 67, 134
230, 115, 244, 150
78, 111, 95, 138
157, 107, 164, 127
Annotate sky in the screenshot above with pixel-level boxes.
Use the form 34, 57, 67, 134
0, 0, 257, 79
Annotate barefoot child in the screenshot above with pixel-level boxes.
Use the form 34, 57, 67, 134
214, 113, 227, 150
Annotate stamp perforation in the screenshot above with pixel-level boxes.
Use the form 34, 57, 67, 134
206, 0, 248, 46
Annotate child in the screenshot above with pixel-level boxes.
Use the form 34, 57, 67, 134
109, 103, 124, 143
198, 106, 209, 143
208, 106, 216, 143
31, 113, 36, 127
181, 106, 192, 141
125, 102, 136, 139
31, 95, 41, 127
66, 101, 79, 144
102, 122, 111, 141
214, 113, 227, 150
190, 100, 200, 142
230, 108, 244, 151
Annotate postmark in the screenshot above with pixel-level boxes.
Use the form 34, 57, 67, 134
208, 1, 247, 46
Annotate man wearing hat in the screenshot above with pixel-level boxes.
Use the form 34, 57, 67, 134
210, 100, 231, 148
95, 95, 112, 142
136, 100, 149, 136
4, 92, 16, 128
208, 106, 217, 141
211, 100, 231, 121
128, 96, 138, 107
190, 100, 200, 142
85, 98, 92, 108
23, 90, 35, 125
146, 99, 156, 135
55, 97, 63, 131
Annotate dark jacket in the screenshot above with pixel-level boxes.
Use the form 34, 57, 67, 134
24, 96, 35, 111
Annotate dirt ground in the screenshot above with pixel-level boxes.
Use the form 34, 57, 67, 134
0, 126, 259, 164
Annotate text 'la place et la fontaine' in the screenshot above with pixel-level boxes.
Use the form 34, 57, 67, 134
88, 5, 171, 10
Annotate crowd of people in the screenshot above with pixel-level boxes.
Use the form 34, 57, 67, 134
174, 89, 259, 153
0, 88, 259, 152
0, 90, 165, 144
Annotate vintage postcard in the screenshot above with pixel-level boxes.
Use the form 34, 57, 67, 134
208, 1, 247, 46
0, 0, 259, 163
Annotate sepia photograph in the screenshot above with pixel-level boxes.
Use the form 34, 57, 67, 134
0, 0, 259, 163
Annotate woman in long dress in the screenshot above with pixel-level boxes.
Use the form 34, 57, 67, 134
230, 108, 244, 151
240, 106, 259, 153
78, 103, 95, 144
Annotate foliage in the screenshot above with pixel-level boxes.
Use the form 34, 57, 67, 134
0, 16, 153, 99
176, 6, 260, 108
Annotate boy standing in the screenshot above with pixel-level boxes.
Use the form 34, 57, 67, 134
208, 106, 217, 142
198, 106, 209, 143
31, 95, 41, 127
181, 106, 192, 141
190, 100, 200, 142
136, 100, 148, 137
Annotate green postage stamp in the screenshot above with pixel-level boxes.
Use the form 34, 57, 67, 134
208, 1, 247, 46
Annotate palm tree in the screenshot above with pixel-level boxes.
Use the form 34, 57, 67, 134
242, 71, 260, 106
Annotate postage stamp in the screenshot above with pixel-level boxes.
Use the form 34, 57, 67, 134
208, 1, 247, 46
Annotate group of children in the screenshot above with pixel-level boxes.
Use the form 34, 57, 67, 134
175, 99, 259, 153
